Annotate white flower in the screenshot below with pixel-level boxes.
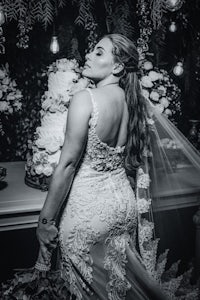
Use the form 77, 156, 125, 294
0, 69, 6, 79
141, 76, 153, 88
0, 101, 9, 112
157, 85, 166, 95
150, 91, 160, 101
8, 107, 13, 114
143, 61, 153, 70
142, 89, 150, 99
56, 58, 79, 71
13, 100, 22, 110
137, 198, 152, 214
140, 219, 154, 242
43, 165, 54, 176
1, 84, 8, 92
6, 94, 16, 101
35, 164, 44, 175
2, 77, 10, 85
154, 103, 164, 114
148, 71, 160, 81
160, 97, 169, 108
35, 130, 63, 153
137, 168, 150, 189
164, 108, 172, 116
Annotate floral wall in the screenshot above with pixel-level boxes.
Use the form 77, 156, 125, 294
0, 0, 200, 162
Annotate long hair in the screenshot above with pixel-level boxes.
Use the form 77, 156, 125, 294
106, 33, 149, 172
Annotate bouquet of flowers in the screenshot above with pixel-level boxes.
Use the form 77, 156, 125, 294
140, 60, 181, 122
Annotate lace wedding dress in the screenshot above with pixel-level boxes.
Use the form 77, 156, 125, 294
58, 88, 166, 300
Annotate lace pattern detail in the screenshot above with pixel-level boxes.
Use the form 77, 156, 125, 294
82, 88, 125, 172
104, 234, 131, 300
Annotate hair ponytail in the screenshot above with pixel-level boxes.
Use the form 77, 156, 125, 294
120, 71, 148, 172
106, 33, 149, 172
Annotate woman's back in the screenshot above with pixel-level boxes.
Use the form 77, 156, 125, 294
90, 85, 128, 149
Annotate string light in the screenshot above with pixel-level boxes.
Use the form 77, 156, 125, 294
165, 0, 184, 12
169, 21, 177, 32
50, 35, 59, 54
0, 6, 5, 25
173, 62, 184, 76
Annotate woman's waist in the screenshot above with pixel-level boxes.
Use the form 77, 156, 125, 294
75, 162, 127, 182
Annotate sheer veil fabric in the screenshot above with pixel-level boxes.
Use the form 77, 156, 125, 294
136, 98, 200, 288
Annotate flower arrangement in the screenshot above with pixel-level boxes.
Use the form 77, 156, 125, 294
0, 63, 23, 160
0, 63, 23, 134
140, 60, 181, 121
25, 58, 90, 189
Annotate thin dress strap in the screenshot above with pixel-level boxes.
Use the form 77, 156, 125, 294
86, 88, 99, 127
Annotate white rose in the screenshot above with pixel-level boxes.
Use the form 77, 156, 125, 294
1, 84, 8, 92
43, 165, 54, 176
45, 139, 62, 153
160, 97, 169, 108
8, 107, 13, 114
0, 69, 6, 79
141, 76, 153, 88
0, 101, 9, 112
35, 164, 44, 175
6, 94, 15, 101
154, 104, 164, 114
157, 85, 166, 95
143, 61, 153, 71
2, 77, 10, 85
142, 89, 150, 99
150, 91, 160, 101
137, 198, 152, 214
164, 108, 172, 116
158, 73, 164, 80
32, 151, 48, 164
56, 58, 78, 71
148, 71, 160, 81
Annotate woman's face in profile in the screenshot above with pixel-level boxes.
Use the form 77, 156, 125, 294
82, 37, 115, 82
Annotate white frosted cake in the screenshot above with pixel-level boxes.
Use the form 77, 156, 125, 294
25, 58, 81, 190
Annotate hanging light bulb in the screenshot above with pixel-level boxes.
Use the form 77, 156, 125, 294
169, 21, 177, 33
165, 0, 184, 12
0, 6, 5, 25
173, 62, 184, 76
50, 35, 59, 54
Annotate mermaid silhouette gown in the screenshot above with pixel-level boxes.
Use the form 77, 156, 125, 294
58, 89, 166, 300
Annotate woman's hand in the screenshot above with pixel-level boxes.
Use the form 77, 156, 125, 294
36, 221, 58, 263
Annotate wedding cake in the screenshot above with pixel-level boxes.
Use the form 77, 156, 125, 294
25, 58, 85, 190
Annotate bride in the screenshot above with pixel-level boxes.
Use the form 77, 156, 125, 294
21, 32, 200, 300
35, 33, 171, 299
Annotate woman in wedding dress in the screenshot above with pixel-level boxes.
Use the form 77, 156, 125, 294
36, 33, 170, 299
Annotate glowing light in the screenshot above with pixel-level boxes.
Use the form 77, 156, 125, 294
0, 8, 5, 25
169, 21, 177, 33
50, 36, 59, 54
165, 0, 183, 12
173, 62, 184, 76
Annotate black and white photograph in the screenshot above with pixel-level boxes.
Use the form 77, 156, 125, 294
0, 0, 200, 299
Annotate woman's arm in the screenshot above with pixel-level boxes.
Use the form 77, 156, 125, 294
36, 90, 92, 259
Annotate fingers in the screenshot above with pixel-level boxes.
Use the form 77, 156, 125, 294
40, 244, 51, 265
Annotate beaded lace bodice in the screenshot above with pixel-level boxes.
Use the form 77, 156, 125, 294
82, 88, 125, 172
